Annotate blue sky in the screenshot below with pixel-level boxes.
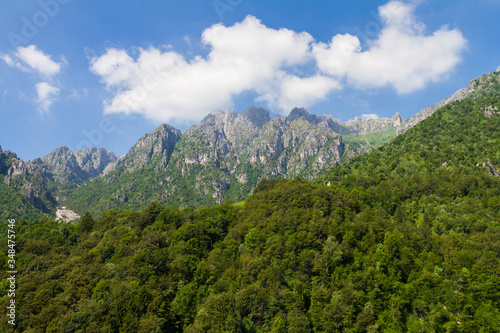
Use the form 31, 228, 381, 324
0, 0, 498, 160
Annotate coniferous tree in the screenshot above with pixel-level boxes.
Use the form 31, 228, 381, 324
80, 211, 95, 233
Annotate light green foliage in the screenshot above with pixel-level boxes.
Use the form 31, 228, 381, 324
342, 129, 397, 151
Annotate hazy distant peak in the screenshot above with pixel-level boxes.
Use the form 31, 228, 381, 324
239, 105, 271, 127
287, 107, 314, 122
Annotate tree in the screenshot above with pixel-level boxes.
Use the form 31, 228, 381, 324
80, 211, 95, 233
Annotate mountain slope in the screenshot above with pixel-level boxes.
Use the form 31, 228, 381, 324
0, 146, 56, 221
320, 88, 500, 193
0, 144, 119, 221
33, 146, 119, 183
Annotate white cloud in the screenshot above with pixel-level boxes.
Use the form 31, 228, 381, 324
35, 82, 60, 113
313, 1, 466, 94
2, 45, 65, 112
15, 45, 63, 78
361, 113, 380, 120
90, 48, 136, 88
0, 54, 14, 67
0, 53, 30, 73
90, 1, 466, 124
264, 75, 341, 112
90, 16, 332, 123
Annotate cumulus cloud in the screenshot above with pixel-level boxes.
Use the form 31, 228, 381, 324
263, 75, 341, 112
0, 54, 14, 67
15, 45, 63, 78
361, 113, 380, 120
90, 16, 333, 123
313, 1, 466, 93
35, 82, 60, 113
90, 1, 466, 124
1, 45, 65, 112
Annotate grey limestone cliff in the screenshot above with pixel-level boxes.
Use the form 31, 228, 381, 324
35, 146, 119, 183
74, 147, 119, 178
120, 123, 182, 172
151, 106, 399, 204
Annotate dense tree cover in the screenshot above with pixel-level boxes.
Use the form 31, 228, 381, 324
319, 95, 500, 208
0, 174, 499, 332
1, 94, 499, 332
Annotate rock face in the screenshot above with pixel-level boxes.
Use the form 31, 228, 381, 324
39, 146, 85, 183
33, 146, 119, 183
483, 105, 499, 118
120, 124, 181, 172
74, 148, 120, 178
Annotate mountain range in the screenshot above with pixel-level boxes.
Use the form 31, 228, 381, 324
1, 68, 499, 220
1, 66, 499, 332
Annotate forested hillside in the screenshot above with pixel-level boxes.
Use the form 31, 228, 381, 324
0, 88, 499, 331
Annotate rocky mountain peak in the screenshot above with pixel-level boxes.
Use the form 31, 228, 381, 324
74, 147, 119, 178
156, 123, 179, 134
239, 106, 271, 127
38, 145, 119, 183
469, 70, 500, 97
344, 113, 408, 135
41, 146, 83, 183
196, 110, 237, 133
287, 107, 318, 124
0, 149, 20, 176
137, 124, 181, 154
48, 146, 72, 156
391, 112, 403, 127
200, 109, 229, 124
121, 123, 182, 171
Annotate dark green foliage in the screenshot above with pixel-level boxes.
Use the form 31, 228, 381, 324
1, 178, 498, 331
79, 211, 95, 233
